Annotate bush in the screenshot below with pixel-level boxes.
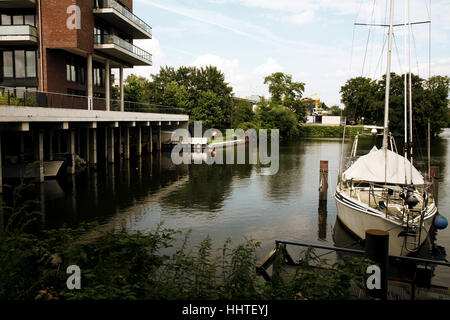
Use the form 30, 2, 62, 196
298, 125, 363, 138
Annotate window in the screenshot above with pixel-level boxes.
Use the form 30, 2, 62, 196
3, 51, 13, 77
14, 50, 25, 78
67, 64, 76, 82
0, 14, 36, 26
79, 66, 85, 84
26, 51, 36, 77
1, 14, 11, 25
93, 67, 104, 87
2, 50, 37, 79
13, 15, 24, 25
66, 57, 86, 84
24, 15, 35, 26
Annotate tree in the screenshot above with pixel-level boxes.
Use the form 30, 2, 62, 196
340, 77, 379, 123
144, 65, 233, 128
340, 73, 450, 138
424, 76, 450, 137
328, 105, 342, 116
232, 98, 254, 128
124, 74, 150, 103
191, 90, 223, 128
264, 72, 306, 121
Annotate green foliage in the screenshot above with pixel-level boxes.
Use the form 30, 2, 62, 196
340, 74, 450, 137
124, 74, 151, 103
298, 125, 363, 138
328, 105, 343, 116
232, 98, 255, 128
191, 90, 224, 128
264, 72, 307, 122
0, 183, 371, 301
145, 66, 233, 129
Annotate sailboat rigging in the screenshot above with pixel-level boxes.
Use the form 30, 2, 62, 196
335, 0, 437, 256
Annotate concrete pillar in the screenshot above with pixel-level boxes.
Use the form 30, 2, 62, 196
76, 129, 80, 155
118, 127, 123, 157
124, 127, 130, 159
108, 127, 115, 164
104, 127, 108, 160
149, 126, 153, 153
36, 131, 44, 183
57, 132, 61, 153
87, 53, 93, 110
105, 59, 111, 111
157, 125, 162, 151
67, 130, 75, 175
137, 127, 142, 157
20, 133, 25, 163
49, 130, 54, 161
89, 128, 97, 168
86, 128, 90, 163
120, 66, 124, 112
0, 135, 2, 194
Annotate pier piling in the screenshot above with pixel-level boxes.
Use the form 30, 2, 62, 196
319, 160, 328, 201
430, 166, 439, 206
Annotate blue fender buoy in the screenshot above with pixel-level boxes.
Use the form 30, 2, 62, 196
434, 214, 448, 230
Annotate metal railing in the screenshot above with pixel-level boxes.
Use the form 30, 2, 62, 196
94, 34, 152, 64
0, 86, 185, 114
0, 25, 38, 37
94, 0, 152, 37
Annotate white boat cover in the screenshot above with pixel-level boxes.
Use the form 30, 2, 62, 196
342, 147, 425, 185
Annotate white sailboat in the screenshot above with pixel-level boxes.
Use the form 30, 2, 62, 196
334, 0, 437, 256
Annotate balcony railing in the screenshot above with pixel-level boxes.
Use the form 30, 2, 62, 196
94, 0, 152, 38
94, 34, 152, 65
0, 0, 36, 8
0, 25, 38, 43
0, 86, 185, 114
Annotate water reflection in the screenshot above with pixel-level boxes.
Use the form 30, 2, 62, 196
6, 134, 448, 286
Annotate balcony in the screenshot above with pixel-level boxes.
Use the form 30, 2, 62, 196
94, 34, 152, 66
93, 0, 152, 39
0, 25, 38, 45
0, 0, 35, 8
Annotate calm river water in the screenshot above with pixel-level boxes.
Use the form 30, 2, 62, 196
35, 129, 450, 286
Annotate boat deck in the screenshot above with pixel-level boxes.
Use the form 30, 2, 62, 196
339, 185, 434, 224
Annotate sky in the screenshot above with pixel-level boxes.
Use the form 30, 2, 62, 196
122, 0, 450, 107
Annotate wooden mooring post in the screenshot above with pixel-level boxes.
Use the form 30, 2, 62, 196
430, 166, 439, 207
365, 229, 389, 300
319, 161, 328, 201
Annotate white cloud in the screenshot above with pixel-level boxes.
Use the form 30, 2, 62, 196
254, 58, 283, 76
190, 55, 287, 98
282, 10, 315, 26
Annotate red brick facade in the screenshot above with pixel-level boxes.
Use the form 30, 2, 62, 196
7, 0, 146, 95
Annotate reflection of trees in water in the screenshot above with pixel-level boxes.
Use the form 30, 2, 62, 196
161, 163, 239, 212
262, 142, 305, 201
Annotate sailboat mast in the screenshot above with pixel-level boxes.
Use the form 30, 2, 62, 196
383, 0, 395, 150
408, 1, 414, 179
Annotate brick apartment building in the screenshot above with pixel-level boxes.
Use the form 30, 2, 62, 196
0, 0, 152, 110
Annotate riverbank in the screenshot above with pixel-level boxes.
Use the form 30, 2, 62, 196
298, 125, 364, 138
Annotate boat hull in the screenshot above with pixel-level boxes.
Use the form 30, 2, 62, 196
3, 161, 64, 179
335, 191, 435, 256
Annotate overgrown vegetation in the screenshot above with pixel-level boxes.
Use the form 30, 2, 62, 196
0, 183, 372, 300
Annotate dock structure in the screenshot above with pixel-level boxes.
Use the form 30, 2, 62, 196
0, 92, 189, 191
0, 0, 190, 192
